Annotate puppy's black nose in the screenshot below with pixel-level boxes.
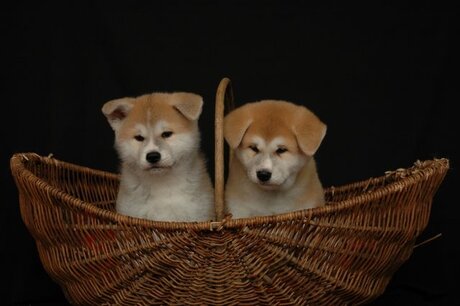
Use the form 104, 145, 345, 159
146, 151, 161, 164
256, 170, 272, 182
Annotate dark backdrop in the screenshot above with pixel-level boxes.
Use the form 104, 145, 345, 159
2, 2, 457, 305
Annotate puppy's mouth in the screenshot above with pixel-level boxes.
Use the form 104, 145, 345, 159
144, 164, 173, 172
256, 181, 281, 190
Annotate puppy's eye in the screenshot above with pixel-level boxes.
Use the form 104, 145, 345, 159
276, 147, 288, 154
161, 131, 173, 138
134, 135, 145, 142
249, 145, 259, 153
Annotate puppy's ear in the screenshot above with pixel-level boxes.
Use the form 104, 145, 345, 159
172, 93, 203, 121
101, 97, 135, 131
293, 106, 327, 156
224, 108, 252, 149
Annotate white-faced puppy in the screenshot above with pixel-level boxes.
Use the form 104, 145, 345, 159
102, 92, 214, 222
224, 100, 327, 218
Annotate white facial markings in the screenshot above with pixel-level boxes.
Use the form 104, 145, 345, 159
259, 156, 273, 171
127, 121, 178, 170
134, 123, 148, 139
249, 136, 265, 148
237, 135, 306, 189
270, 137, 288, 153
154, 120, 168, 135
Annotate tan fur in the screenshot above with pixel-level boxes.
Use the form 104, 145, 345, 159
224, 100, 326, 218
102, 92, 215, 222
103, 93, 202, 138
120, 95, 196, 140
224, 101, 326, 155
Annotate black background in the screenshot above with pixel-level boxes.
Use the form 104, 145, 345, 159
2, 1, 458, 305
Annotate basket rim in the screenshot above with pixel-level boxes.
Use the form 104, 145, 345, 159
10, 152, 450, 231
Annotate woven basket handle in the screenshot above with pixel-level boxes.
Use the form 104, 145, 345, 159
214, 77, 234, 221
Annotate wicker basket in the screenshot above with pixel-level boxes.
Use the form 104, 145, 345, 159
10, 78, 449, 305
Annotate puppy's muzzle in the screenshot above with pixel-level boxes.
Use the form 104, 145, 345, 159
256, 170, 272, 182
146, 151, 161, 164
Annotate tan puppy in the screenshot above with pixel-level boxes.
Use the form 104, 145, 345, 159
102, 92, 214, 222
224, 100, 326, 218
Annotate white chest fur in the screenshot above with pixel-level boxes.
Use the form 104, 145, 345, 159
225, 158, 324, 219
226, 180, 313, 218
116, 157, 214, 222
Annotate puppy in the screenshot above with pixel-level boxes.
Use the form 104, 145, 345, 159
102, 92, 214, 222
224, 100, 326, 218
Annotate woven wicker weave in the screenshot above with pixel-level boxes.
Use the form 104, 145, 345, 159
10, 78, 449, 305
